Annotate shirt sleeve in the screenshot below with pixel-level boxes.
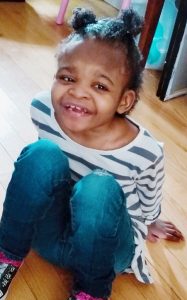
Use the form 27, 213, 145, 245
30, 91, 52, 137
136, 153, 165, 225
30, 99, 40, 133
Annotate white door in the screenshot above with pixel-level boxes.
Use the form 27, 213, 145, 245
165, 23, 187, 100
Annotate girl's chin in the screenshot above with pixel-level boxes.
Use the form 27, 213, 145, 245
59, 120, 90, 134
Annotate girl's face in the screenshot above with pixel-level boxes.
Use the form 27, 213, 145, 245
52, 38, 135, 136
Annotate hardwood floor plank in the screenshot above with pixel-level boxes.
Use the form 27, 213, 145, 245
7, 268, 36, 300
146, 242, 187, 299
0, 144, 14, 175
0, 88, 37, 145
0, 184, 5, 216
22, 251, 72, 300
0, 115, 28, 160
0, 49, 42, 115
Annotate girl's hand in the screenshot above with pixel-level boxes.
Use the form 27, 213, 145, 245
147, 219, 184, 242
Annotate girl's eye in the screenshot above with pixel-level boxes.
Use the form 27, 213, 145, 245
63, 76, 74, 82
95, 83, 108, 91
57, 75, 74, 82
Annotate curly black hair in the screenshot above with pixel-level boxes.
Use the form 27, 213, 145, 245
57, 7, 144, 113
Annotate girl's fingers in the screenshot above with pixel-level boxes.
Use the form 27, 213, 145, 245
162, 221, 179, 229
161, 221, 184, 240
147, 220, 184, 242
165, 228, 184, 240
165, 233, 182, 241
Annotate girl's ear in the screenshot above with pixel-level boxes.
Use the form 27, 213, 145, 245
116, 90, 136, 115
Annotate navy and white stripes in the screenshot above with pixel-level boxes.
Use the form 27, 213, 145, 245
30, 91, 164, 284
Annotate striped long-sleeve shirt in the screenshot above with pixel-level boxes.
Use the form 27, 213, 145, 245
30, 90, 165, 284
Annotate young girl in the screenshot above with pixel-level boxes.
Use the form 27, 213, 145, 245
0, 8, 183, 300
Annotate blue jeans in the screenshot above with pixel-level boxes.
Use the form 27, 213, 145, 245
0, 140, 135, 298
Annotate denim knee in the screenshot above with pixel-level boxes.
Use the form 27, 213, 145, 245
71, 170, 125, 238
3, 140, 71, 221
18, 139, 68, 172
15, 139, 70, 185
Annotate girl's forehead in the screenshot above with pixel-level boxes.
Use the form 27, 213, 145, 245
58, 38, 126, 71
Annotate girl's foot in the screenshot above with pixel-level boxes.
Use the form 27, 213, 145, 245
0, 252, 22, 299
0, 263, 18, 299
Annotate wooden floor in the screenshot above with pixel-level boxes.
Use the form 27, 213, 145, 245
0, 0, 187, 299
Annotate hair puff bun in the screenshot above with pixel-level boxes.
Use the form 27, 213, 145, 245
118, 8, 144, 37
71, 7, 97, 31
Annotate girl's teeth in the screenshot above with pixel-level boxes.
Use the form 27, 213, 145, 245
66, 104, 88, 113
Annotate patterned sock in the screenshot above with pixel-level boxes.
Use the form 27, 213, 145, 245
0, 251, 22, 267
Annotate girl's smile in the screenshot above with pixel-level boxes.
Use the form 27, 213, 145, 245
58, 99, 93, 118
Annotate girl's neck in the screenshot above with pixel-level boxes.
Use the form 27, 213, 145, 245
60, 117, 139, 150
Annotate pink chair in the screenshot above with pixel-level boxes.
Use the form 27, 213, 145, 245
56, 0, 132, 25
120, 0, 132, 10
56, 0, 69, 25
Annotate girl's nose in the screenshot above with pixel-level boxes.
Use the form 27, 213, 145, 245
68, 84, 90, 100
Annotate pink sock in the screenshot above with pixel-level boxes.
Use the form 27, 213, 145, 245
0, 251, 22, 267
